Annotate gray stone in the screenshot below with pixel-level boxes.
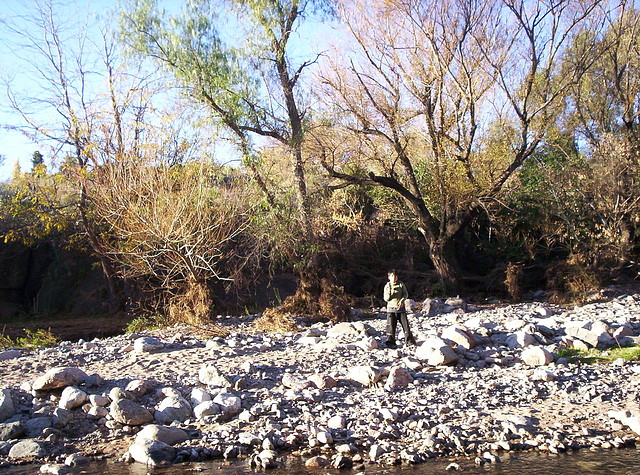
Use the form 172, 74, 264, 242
25, 417, 52, 437
59, 386, 87, 410
0, 421, 25, 441
9, 439, 47, 459
64, 453, 89, 466
109, 387, 128, 401
154, 396, 192, 424
421, 298, 444, 316
128, 438, 176, 466
0, 350, 21, 361
39, 463, 70, 474
52, 408, 71, 429
135, 424, 189, 446
133, 337, 164, 353
125, 380, 153, 398
198, 364, 230, 387
110, 398, 153, 425
0, 389, 15, 422
89, 394, 109, 407
32, 367, 88, 391
282, 373, 311, 390
565, 324, 600, 348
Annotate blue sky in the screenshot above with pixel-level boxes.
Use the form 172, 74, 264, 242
0, 0, 119, 180
0, 0, 338, 181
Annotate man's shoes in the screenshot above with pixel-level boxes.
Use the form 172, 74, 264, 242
384, 339, 397, 349
405, 337, 417, 346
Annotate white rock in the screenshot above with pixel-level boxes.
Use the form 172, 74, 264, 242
155, 396, 192, 424
198, 364, 230, 387
327, 415, 346, 430
190, 388, 212, 406
506, 331, 536, 349
521, 346, 553, 366
441, 325, 475, 350
347, 366, 383, 386
531, 368, 555, 381
415, 341, 459, 366
213, 393, 242, 415
133, 337, 164, 353
316, 431, 333, 444
194, 401, 221, 419
58, 387, 87, 410
327, 322, 360, 338
0, 388, 15, 422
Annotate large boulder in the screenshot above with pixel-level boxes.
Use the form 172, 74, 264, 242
32, 367, 88, 391
128, 438, 176, 466
110, 399, 153, 425
0, 421, 25, 441
8, 439, 47, 459
154, 396, 192, 424
135, 425, 189, 446
0, 389, 15, 422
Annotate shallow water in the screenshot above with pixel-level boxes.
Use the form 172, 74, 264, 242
5, 448, 640, 474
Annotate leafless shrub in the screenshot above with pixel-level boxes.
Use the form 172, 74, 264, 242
90, 160, 251, 321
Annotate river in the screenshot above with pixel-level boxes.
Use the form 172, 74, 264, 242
4, 447, 640, 474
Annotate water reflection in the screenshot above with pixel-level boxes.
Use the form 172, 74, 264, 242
5, 448, 640, 474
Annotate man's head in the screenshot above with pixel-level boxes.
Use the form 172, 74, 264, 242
388, 269, 397, 283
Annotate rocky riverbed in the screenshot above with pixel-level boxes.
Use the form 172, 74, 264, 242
2, 291, 640, 473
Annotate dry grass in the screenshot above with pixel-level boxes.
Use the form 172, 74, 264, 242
167, 281, 213, 326
252, 275, 351, 332
253, 307, 299, 333
505, 262, 523, 302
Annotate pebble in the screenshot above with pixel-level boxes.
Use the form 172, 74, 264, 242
2, 291, 640, 471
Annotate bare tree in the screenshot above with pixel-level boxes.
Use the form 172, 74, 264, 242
315, 0, 604, 292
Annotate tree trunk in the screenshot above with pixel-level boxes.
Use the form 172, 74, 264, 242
426, 237, 462, 295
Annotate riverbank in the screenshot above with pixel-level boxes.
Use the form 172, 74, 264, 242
2, 291, 640, 472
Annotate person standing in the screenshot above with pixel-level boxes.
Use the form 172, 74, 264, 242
383, 269, 416, 348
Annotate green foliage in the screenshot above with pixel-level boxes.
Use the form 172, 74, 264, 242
556, 345, 640, 365
125, 314, 168, 333
0, 328, 59, 350
0, 166, 80, 247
